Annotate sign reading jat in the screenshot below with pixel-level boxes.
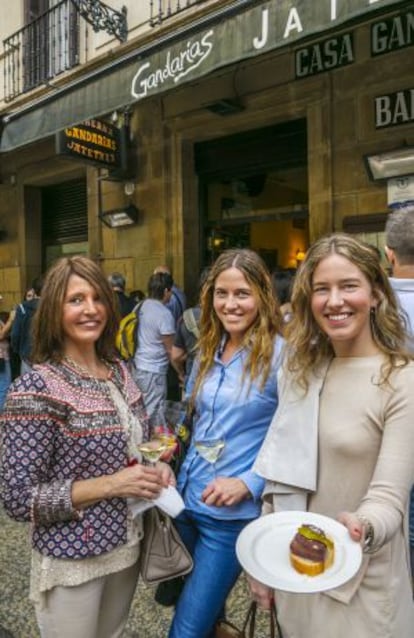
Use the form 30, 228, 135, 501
130, 0, 402, 101
56, 119, 121, 168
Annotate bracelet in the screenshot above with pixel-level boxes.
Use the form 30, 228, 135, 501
356, 515, 374, 552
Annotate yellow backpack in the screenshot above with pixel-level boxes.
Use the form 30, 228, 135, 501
115, 301, 144, 360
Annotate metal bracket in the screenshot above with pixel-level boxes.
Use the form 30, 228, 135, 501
70, 0, 128, 42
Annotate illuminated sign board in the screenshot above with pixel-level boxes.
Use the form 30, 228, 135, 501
56, 119, 121, 168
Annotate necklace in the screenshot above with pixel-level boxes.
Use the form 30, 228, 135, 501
63, 355, 109, 380
63, 355, 142, 461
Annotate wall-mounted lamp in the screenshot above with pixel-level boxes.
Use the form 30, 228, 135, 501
99, 204, 139, 228
296, 249, 306, 264
124, 181, 135, 196
364, 146, 414, 181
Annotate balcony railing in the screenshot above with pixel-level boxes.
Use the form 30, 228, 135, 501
150, 0, 208, 26
3, 0, 79, 102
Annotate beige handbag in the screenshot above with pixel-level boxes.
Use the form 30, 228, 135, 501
140, 506, 193, 585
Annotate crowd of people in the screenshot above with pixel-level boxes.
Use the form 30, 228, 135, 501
1, 211, 414, 638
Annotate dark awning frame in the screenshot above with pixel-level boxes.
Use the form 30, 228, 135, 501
0, 0, 404, 153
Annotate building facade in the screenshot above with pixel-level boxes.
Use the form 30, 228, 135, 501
0, 0, 413, 306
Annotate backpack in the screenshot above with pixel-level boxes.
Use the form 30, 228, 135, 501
115, 301, 144, 360
182, 308, 200, 339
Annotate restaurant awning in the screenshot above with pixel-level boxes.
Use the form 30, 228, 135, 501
0, 0, 404, 152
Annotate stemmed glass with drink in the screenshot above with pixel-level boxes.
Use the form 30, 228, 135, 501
138, 438, 169, 465
138, 408, 178, 465
194, 436, 225, 476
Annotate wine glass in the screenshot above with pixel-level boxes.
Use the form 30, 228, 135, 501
138, 438, 168, 465
194, 437, 225, 476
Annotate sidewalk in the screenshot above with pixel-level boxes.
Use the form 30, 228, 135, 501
0, 505, 270, 637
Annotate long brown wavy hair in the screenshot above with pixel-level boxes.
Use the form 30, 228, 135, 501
191, 249, 283, 401
32, 256, 119, 363
285, 233, 410, 388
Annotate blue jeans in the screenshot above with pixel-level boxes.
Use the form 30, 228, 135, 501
0, 360, 11, 410
168, 510, 251, 638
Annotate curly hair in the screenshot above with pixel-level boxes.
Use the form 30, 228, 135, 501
32, 256, 119, 363
285, 233, 410, 388
191, 249, 283, 402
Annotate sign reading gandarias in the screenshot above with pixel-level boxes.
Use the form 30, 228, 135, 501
130, 0, 403, 101
56, 119, 121, 168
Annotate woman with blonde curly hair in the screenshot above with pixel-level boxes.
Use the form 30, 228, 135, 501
250, 233, 414, 638
168, 248, 284, 638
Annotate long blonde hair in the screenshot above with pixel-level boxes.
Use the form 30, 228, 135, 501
192, 249, 282, 401
286, 233, 409, 388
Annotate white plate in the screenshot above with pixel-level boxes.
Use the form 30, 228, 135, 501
236, 511, 362, 593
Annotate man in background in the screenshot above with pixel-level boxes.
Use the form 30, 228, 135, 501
133, 272, 175, 426
108, 272, 135, 318
154, 265, 186, 328
11, 276, 43, 375
154, 265, 186, 400
385, 204, 414, 578
171, 267, 209, 392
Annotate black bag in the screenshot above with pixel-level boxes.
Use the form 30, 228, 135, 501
154, 576, 186, 606
215, 602, 283, 638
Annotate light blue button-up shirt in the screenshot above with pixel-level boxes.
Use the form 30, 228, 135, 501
177, 335, 284, 520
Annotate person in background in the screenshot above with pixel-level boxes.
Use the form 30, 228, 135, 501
385, 205, 414, 579
0, 256, 174, 638
0, 302, 15, 409
132, 272, 175, 427
153, 265, 186, 328
129, 289, 146, 304
11, 276, 43, 375
271, 268, 295, 324
154, 266, 185, 402
171, 268, 210, 392
250, 233, 414, 638
25, 288, 35, 301
168, 249, 284, 638
107, 272, 135, 318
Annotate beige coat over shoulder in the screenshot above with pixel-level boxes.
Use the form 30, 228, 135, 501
254, 355, 414, 638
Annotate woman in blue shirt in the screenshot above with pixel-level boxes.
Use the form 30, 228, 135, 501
168, 248, 284, 638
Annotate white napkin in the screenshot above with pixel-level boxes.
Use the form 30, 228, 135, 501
128, 485, 185, 520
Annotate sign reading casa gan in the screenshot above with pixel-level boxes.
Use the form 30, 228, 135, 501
56, 119, 121, 168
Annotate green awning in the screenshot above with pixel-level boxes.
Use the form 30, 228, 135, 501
0, 0, 405, 152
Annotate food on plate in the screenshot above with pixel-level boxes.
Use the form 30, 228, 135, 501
289, 523, 335, 576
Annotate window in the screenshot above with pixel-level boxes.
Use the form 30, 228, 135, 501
23, 0, 78, 91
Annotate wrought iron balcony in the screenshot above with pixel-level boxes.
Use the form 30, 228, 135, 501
3, 0, 80, 102
150, 0, 208, 26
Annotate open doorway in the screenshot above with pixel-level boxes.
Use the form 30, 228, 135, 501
195, 119, 309, 272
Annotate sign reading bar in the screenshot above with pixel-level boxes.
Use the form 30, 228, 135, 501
375, 88, 414, 128
371, 9, 414, 56
295, 32, 354, 78
56, 119, 121, 168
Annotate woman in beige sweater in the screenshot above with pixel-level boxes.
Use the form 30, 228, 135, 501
250, 234, 414, 638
